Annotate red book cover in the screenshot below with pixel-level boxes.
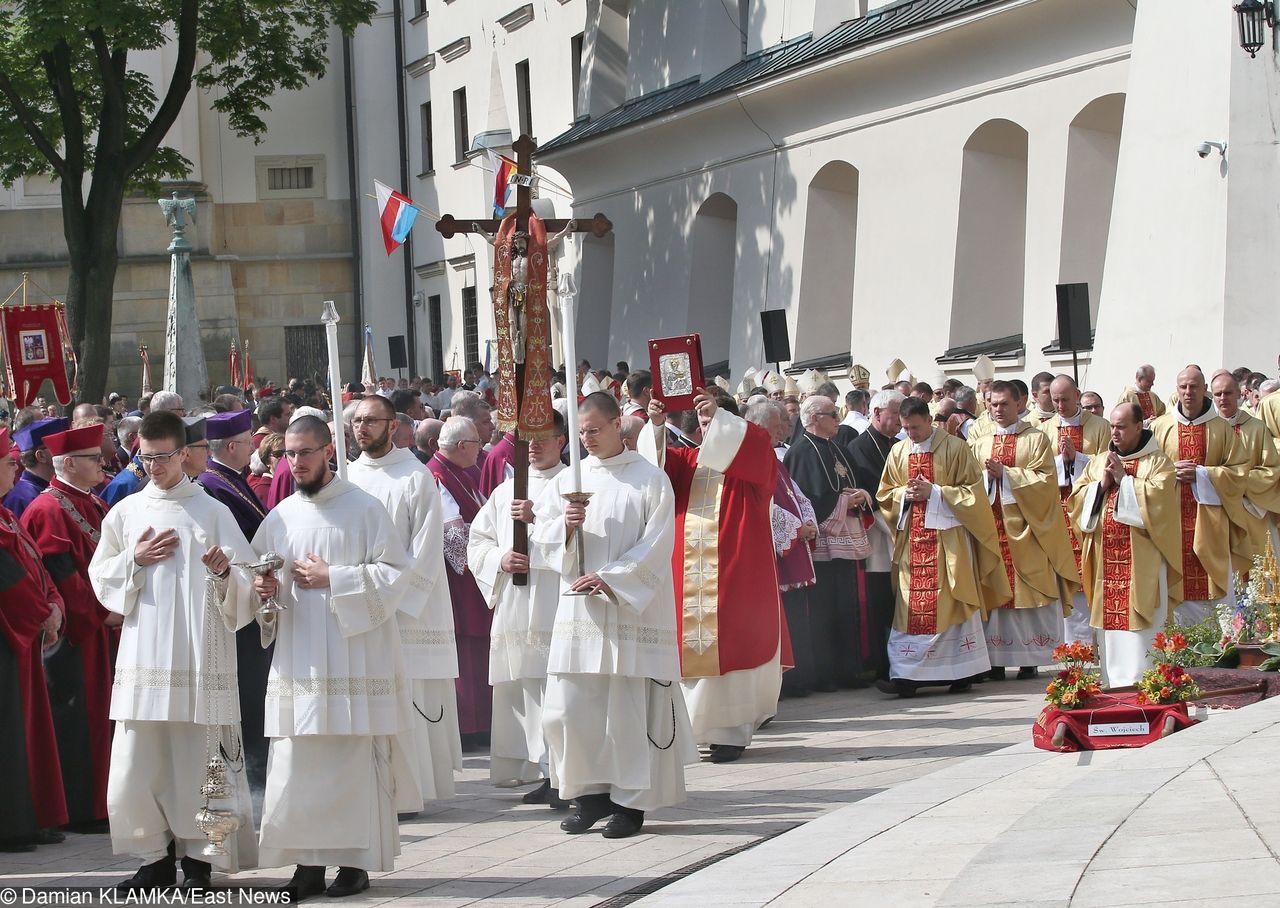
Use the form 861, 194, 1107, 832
648, 334, 704, 412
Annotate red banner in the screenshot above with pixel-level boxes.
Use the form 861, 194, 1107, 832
1, 304, 72, 408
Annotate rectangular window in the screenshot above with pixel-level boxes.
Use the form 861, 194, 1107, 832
462, 285, 479, 369
515, 59, 532, 137
453, 87, 469, 162
571, 33, 584, 119
428, 294, 444, 380
254, 155, 326, 199
414, 0, 426, 17
419, 102, 434, 173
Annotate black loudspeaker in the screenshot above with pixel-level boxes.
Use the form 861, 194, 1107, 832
760, 309, 791, 364
388, 335, 408, 370
1055, 283, 1091, 351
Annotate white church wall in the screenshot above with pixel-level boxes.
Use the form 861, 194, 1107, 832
549, 0, 1137, 389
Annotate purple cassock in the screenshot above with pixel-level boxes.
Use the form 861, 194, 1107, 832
197, 410, 266, 540
477, 432, 516, 499
427, 451, 493, 738
3, 418, 68, 518
195, 407, 273, 788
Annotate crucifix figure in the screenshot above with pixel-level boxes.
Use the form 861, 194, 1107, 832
472, 220, 577, 365
435, 134, 612, 586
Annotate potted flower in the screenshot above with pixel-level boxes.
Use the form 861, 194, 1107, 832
1044, 642, 1102, 710
1136, 633, 1201, 705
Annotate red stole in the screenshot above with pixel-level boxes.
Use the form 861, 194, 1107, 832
1176, 423, 1210, 601
907, 452, 940, 635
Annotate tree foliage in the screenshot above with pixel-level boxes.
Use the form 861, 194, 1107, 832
0, 0, 376, 402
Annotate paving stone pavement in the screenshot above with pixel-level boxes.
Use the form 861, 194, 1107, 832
0, 678, 1050, 906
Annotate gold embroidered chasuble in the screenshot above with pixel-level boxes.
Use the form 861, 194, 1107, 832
876, 429, 1010, 636
1150, 405, 1250, 602
1224, 410, 1280, 561
969, 424, 1081, 612
1070, 438, 1182, 631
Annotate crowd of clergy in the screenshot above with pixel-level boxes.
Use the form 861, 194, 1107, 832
2, 352, 1278, 899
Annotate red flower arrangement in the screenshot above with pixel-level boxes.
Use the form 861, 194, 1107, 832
1044, 642, 1101, 709
1137, 633, 1201, 705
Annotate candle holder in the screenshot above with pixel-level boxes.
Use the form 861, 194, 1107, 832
562, 490, 594, 595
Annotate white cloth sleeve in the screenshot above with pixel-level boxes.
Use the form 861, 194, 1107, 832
696, 408, 747, 474
1244, 496, 1268, 519
1192, 465, 1222, 506
326, 509, 409, 638
1079, 482, 1103, 533
1114, 475, 1145, 528
896, 489, 911, 530
637, 421, 665, 467
793, 482, 818, 527
923, 484, 962, 530
1056, 452, 1090, 487
772, 501, 803, 556
396, 474, 446, 619
466, 494, 508, 609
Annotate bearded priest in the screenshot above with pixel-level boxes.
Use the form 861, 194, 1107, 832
1071, 403, 1182, 686
1150, 367, 1250, 624
875, 397, 1010, 697
968, 382, 1080, 678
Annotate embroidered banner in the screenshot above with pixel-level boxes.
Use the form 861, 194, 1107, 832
1, 303, 73, 408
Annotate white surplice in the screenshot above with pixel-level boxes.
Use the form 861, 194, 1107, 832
531, 450, 697, 810
251, 476, 419, 872
90, 477, 258, 868
467, 462, 564, 785
347, 447, 461, 800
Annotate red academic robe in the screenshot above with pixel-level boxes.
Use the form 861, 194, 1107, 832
660, 414, 783, 678
0, 506, 69, 829
22, 479, 112, 820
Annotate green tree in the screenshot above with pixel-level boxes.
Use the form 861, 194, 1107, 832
0, 1, 376, 403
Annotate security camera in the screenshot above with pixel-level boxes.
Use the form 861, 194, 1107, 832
1196, 140, 1226, 159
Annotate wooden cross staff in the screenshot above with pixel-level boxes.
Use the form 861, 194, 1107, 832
435, 134, 612, 585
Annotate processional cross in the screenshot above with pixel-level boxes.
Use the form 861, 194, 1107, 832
435, 134, 612, 585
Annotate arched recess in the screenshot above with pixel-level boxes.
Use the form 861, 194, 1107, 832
1059, 94, 1125, 326
687, 193, 738, 368
795, 161, 859, 361
949, 119, 1029, 348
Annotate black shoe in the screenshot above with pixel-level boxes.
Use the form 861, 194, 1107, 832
117, 844, 177, 894
33, 828, 65, 845
547, 787, 571, 810
1017, 666, 1038, 680
326, 867, 369, 898
179, 857, 212, 891
559, 794, 613, 834
948, 679, 974, 694
602, 809, 644, 839
875, 679, 918, 698
0, 838, 36, 853
278, 865, 326, 903
988, 666, 1007, 681
708, 744, 745, 763
522, 779, 551, 804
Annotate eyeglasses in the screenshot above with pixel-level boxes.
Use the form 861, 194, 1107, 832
283, 446, 325, 460
350, 417, 394, 427
139, 450, 182, 465
815, 411, 837, 419
266, 448, 285, 459
455, 439, 481, 447
187, 442, 209, 450
61, 453, 102, 462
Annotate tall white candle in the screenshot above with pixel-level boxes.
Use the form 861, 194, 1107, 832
320, 300, 348, 480
556, 273, 581, 490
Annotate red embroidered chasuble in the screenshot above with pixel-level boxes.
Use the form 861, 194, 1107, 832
988, 435, 1019, 610
1177, 423, 1210, 601
663, 421, 780, 678
907, 452, 940, 634
1101, 460, 1141, 630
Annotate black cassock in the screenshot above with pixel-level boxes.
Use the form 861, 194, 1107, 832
846, 426, 901, 681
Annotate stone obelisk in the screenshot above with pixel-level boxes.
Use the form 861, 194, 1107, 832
159, 192, 208, 404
